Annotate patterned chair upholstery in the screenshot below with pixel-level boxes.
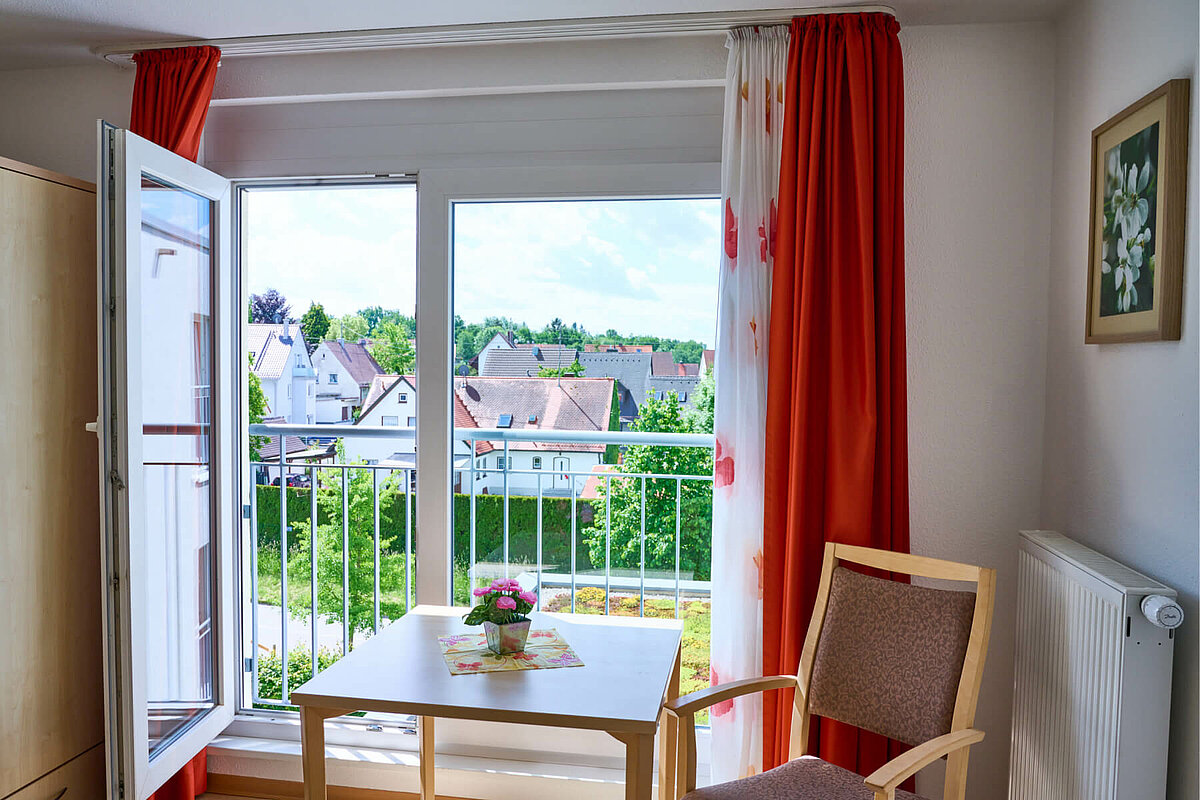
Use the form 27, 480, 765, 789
666, 544, 995, 800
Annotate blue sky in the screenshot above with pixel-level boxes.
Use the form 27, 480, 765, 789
245, 188, 720, 345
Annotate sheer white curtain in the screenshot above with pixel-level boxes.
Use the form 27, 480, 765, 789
709, 24, 789, 784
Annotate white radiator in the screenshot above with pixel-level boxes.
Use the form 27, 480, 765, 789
1009, 531, 1180, 800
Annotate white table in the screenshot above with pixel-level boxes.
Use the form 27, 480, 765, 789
290, 605, 684, 800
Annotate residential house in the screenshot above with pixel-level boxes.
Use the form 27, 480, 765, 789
345, 374, 418, 464
455, 376, 615, 497
580, 349, 701, 423
247, 321, 317, 424
472, 330, 516, 373
700, 349, 715, 373
312, 338, 384, 423
478, 344, 580, 377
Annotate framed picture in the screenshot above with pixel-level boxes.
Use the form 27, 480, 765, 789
1086, 78, 1191, 343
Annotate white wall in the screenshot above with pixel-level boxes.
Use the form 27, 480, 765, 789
1041, 1, 1199, 797
0, 63, 132, 182
902, 21, 1055, 799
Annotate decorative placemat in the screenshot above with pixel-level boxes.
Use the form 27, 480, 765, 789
437, 628, 585, 675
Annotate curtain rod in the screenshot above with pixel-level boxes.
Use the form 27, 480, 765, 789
92, 5, 897, 66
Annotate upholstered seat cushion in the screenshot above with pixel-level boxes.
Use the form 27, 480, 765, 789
683, 756, 928, 800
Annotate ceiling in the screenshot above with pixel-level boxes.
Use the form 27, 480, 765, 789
0, 0, 1067, 70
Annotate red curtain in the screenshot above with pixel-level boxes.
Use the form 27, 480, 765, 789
761, 11, 910, 778
130, 44, 219, 800
130, 46, 221, 162
147, 750, 207, 800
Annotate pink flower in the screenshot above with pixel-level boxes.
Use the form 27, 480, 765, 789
472, 587, 492, 596
495, 596, 517, 610
518, 590, 537, 605
490, 579, 505, 589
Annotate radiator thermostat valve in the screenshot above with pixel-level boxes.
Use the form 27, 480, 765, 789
1141, 594, 1184, 629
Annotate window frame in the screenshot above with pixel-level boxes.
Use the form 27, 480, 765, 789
224, 167, 719, 761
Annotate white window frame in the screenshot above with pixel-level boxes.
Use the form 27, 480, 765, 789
329, 372, 339, 384
222, 166, 718, 768
381, 415, 400, 426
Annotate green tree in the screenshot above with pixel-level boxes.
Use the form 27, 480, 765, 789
299, 303, 331, 351
247, 353, 269, 460
370, 320, 415, 374
685, 368, 714, 435
290, 448, 407, 645
672, 340, 705, 365
537, 359, 585, 378
327, 312, 370, 342
582, 391, 713, 580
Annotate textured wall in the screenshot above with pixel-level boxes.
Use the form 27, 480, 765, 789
1041, 1, 1199, 797
903, 21, 1055, 799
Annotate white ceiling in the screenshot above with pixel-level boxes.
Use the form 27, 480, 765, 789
0, 0, 1067, 70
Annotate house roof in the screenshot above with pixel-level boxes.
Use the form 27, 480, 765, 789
478, 345, 579, 377
577, 351, 651, 419
319, 339, 383, 387
454, 376, 614, 453
247, 323, 306, 381
700, 349, 715, 372
357, 375, 416, 422
256, 416, 320, 461
582, 343, 654, 353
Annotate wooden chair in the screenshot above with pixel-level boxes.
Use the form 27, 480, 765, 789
665, 543, 996, 800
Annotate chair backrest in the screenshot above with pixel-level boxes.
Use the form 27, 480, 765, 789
793, 544, 996, 755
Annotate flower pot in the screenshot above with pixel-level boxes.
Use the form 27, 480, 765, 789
483, 618, 531, 654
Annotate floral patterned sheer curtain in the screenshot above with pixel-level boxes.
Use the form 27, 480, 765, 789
709, 24, 789, 784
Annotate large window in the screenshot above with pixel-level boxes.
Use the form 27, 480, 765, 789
451, 197, 720, 714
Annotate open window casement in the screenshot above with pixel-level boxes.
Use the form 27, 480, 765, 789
97, 123, 237, 800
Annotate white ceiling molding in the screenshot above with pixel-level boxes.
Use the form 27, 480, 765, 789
92, 5, 897, 66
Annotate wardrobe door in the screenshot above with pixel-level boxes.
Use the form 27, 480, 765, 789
0, 159, 103, 798
6, 745, 106, 800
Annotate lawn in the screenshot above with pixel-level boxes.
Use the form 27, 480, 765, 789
255, 545, 711, 723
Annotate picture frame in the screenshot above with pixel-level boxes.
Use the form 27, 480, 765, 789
1086, 78, 1191, 343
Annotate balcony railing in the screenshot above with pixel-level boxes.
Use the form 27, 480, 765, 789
246, 423, 714, 710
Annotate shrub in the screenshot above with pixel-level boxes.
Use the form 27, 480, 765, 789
255, 645, 342, 709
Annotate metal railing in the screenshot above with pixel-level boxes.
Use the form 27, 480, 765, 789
246, 422, 714, 708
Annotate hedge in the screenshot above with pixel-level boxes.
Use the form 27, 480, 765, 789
256, 485, 598, 573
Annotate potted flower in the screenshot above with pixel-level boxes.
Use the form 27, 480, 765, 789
464, 579, 537, 654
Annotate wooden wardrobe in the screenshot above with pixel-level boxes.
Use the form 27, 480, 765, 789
0, 156, 106, 798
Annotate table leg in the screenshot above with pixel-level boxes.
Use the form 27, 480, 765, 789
300, 706, 337, 800
419, 715, 435, 800
658, 645, 681, 800
624, 732, 655, 800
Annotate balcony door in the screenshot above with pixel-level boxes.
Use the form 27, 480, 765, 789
97, 123, 237, 800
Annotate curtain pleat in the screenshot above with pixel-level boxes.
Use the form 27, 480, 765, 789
708, 23, 790, 784
130, 45, 221, 161
761, 11, 911, 782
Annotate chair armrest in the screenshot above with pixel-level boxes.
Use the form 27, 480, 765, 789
665, 675, 799, 717
863, 729, 985, 797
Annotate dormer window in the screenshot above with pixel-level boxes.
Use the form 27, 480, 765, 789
498, 414, 513, 428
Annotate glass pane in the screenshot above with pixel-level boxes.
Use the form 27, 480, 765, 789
138, 175, 216, 756
449, 198, 718, 723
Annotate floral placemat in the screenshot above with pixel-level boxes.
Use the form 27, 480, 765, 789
437, 628, 584, 675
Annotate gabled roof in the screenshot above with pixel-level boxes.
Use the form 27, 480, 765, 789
577, 351, 651, 418
478, 344, 579, 377
357, 375, 416, 422
317, 339, 383, 387
247, 323, 307, 380
700, 349, 715, 372
454, 377, 614, 453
